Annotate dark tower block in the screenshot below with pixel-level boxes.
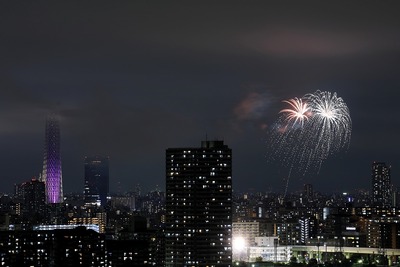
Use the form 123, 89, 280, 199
84, 156, 110, 207
166, 140, 232, 267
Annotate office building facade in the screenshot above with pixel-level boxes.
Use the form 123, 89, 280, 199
84, 156, 109, 207
165, 140, 232, 267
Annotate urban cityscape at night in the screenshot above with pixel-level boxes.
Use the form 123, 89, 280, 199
1, 1, 400, 267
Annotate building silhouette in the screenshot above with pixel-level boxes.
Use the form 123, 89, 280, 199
0, 227, 105, 266
372, 162, 392, 207
84, 156, 109, 207
42, 116, 63, 203
165, 140, 232, 267
15, 178, 46, 221
303, 184, 313, 200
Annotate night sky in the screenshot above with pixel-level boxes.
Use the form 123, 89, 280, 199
1, 2, 399, 194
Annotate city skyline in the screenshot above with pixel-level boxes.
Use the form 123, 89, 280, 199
0, 2, 399, 194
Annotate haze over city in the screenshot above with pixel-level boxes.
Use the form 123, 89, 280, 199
1, 1, 399, 194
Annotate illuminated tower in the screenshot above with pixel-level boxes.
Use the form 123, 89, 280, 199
372, 162, 392, 207
165, 140, 232, 267
42, 117, 63, 203
84, 156, 109, 207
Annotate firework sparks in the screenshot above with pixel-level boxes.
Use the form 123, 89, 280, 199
305, 90, 352, 159
267, 90, 352, 187
279, 97, 311, 127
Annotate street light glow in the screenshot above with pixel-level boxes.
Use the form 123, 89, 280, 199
233, 236, 246, 252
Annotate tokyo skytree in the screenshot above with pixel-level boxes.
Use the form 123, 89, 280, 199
42, 116, 63, 203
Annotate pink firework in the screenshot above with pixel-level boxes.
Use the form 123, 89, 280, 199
279, 97, 311, 126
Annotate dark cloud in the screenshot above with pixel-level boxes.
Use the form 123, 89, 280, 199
234, 92, 273, 120
0, 1, 399, 193
244, 29, 400, 58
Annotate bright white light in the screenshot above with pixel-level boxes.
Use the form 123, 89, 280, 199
233, 236, 246, 252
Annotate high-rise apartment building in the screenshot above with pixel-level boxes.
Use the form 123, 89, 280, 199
165, 140, 232, 267
42, 117, 63, 203
84, 156, 109, 207
372, 162, 392, 207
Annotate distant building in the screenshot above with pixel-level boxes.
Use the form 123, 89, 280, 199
299, 217, 317, 244
372, 162, 392, 207
68, 215, 106, 233
365, 219, 400, 249
0, 227, 105, 266
15, 178, 45, 219
393, 187, 400, 208
165, 140, 233, 266
33, 224, 100, 233
106, 239, 151, 267
248, 237, 290, 263
232, 221, 260, 247
110, 215, 165, 266
232, 221, 260, 262
42, 116, 63, 203
111, 195, 136, 211
84, 156, 109, 207
304, 184, 313, 198
275, 221, 301, 246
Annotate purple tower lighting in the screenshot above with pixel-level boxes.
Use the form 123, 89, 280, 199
42, 117, 63, 203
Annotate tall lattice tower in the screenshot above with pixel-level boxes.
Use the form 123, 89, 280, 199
42, 116, 63, 203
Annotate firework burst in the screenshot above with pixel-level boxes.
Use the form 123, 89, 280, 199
267, 90, 352, 189
304, 90, 352, 160
279, 97, 311, 127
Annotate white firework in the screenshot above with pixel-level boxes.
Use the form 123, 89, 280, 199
304, 90, 352, 162
267, 90, 352, 191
